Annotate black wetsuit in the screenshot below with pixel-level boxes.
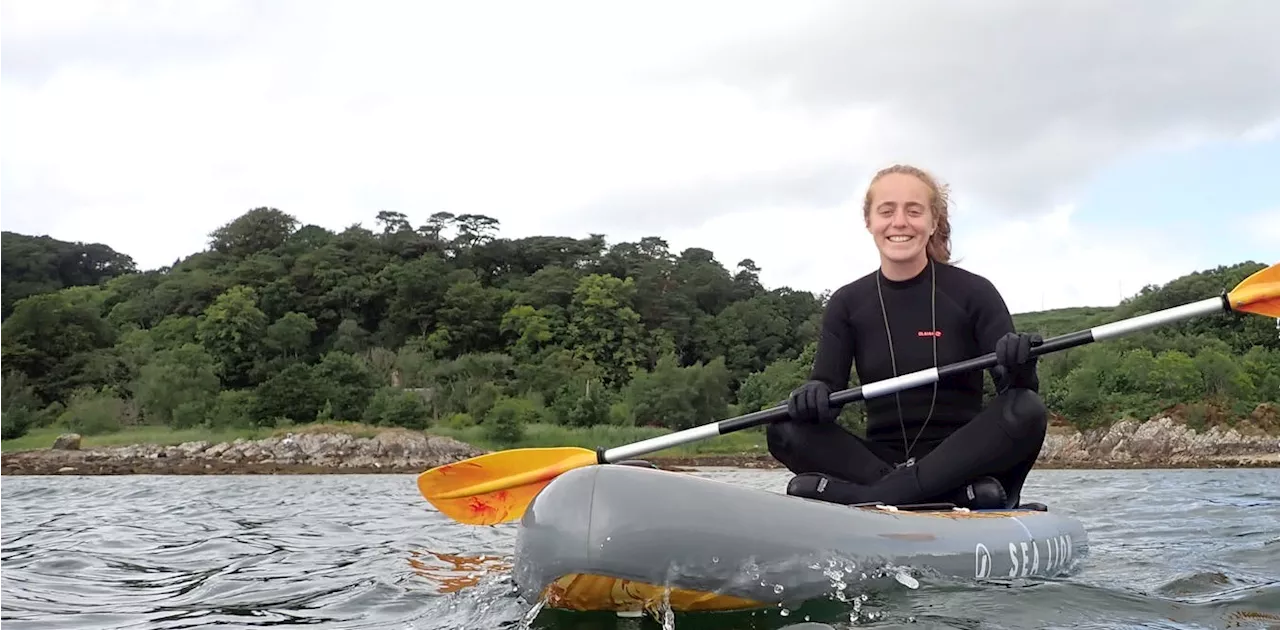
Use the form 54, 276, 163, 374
767, 260, 1048, 509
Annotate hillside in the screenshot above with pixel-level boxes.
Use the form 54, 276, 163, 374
1013, 263, 1278, 430
1013, 306, 1117, 337
1, 207, 1276, 445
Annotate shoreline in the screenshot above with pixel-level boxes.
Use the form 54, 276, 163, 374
3, 412, 1278, 476
2, 452, 1276, 476
2, 437, 1277, 476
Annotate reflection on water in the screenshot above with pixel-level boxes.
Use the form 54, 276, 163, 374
2, 469, 1278, 629
409, 550, 512, 595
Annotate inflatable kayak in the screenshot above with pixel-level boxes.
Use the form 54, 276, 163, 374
511, 463, 1088, 614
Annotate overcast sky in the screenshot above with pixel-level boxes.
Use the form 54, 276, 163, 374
3, 0, 1278, 314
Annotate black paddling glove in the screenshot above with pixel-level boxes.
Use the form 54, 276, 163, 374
787, 380, 841, 423
993, 332, 1042, 393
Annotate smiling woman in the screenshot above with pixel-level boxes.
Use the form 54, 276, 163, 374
863, 164, 955, 279
766, 163, 1053, 511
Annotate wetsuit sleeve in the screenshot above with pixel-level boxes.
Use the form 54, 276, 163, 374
968, 276, 1018, 388
809, 288, 856, 391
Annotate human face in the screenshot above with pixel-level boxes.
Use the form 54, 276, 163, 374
865, 172, 935, 267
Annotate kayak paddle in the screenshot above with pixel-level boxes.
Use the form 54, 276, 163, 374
417, 261, 1279, 525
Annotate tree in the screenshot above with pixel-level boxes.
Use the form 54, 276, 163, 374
196, 285, 269, 388
134, 343, 221, 427
208, 207, 299, 259
566, 274, 646, 387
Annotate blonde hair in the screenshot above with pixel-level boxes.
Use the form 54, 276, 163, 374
861, 164, 953, 264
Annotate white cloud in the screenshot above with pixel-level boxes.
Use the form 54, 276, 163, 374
1, 0, 1275, 313
947, 205, 1198, 314
677, 0, 1280, 216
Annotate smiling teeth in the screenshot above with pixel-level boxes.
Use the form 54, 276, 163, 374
888, 236, 912, 242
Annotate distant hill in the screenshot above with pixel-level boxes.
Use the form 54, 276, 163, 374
1013, 261, 1276, 355
1014, 305, 1118, 338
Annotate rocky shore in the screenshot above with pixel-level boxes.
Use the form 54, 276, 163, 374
1035, 415, 1280, 468
2, 414, 1277, 475
0, 429, 487, 476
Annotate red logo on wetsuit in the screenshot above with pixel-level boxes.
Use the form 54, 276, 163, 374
917, 330, 943, 337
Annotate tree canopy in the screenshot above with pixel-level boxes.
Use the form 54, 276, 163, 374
2, 207, 1276, 442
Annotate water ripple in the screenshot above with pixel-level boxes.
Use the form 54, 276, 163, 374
3, 469, 1279, 629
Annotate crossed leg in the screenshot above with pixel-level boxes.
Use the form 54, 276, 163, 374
772, 388, 1049, 508
766, 419, 905, 485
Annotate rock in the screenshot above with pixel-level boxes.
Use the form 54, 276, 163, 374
52, 434, 81, 450
1032, 414, 1279, 469
57, 466, 77, 473
178, 441, 210, 456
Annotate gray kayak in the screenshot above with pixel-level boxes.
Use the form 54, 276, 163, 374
512, 463, 1089, 613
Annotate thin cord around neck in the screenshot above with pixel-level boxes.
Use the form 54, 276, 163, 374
876, 258, 938, 464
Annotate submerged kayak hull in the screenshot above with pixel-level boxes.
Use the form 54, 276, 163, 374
511, 464, 1088, 613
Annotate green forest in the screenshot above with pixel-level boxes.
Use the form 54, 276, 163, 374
2, 207, 1277, 451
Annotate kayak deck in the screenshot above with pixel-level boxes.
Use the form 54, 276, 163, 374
511, 464, 1088, 614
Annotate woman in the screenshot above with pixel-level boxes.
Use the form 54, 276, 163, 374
767, 164, 1048, 510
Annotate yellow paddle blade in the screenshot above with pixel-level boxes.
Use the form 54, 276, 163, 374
416, 447, 598, 525
1228, 262, 1280, 318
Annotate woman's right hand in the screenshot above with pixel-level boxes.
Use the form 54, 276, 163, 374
787, 380, 841, 424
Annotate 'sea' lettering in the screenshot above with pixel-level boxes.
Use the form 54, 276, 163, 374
1007, 535, 1074, 578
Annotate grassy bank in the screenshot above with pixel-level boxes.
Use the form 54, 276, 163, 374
428, 423, 768, 456
2, 425, 273, 453
1, 422, 769, 458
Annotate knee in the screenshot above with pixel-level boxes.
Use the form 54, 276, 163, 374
766, 421, 803, 460
998, 388, 1048, 439
766, 421, 790, 452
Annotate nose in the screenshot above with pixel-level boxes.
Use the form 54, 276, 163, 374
890, 207, 909, 227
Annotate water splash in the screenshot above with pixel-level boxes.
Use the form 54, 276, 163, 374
660, 589, 675, 630
518, 597, 545, 629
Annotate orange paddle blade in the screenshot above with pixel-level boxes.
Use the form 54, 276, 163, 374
1228, 262, 1280, 318
416, 447, 598, 525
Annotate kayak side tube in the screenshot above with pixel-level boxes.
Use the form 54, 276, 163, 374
511, 465, 1089, 612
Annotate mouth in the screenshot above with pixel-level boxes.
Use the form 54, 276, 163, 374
886, 235, 914, 243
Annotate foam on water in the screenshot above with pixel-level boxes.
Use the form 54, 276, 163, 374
2, 468, 1278, 629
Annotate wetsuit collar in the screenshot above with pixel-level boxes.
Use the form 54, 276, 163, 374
878, 257, 934, 289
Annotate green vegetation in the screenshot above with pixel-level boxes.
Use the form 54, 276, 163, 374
0, 421, 769, 457
2, 209, 1277, 456
1, 424, 276, 453
1017, 267, 1280, 430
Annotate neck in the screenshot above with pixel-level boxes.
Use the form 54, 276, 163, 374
880, 254, 929, 281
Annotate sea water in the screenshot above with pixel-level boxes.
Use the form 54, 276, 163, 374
2, 468, 1277, 629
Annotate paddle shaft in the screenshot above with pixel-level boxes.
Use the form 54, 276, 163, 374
599, 293, 1233, 463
